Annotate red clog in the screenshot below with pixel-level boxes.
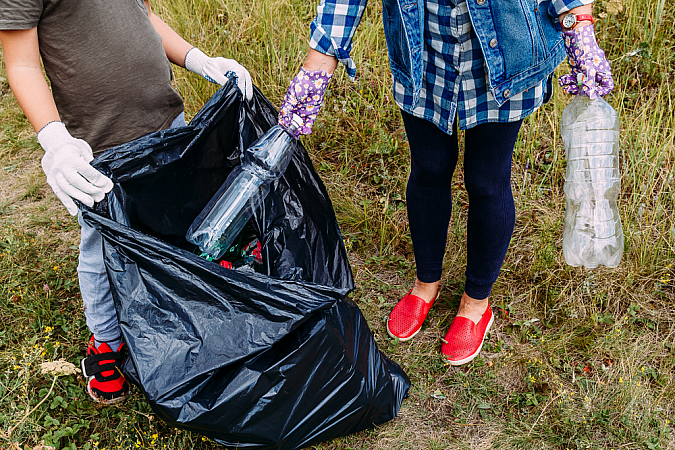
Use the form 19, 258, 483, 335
387, 289, 439, 341
441, 303, 494, 366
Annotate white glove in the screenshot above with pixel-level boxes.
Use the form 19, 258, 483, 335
184, 47, 253, 101
37, 122, 114, 215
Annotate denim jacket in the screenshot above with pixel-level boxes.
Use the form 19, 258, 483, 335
310, 0, 592, 106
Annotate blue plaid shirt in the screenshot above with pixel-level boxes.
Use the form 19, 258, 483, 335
310, 0, 592, 135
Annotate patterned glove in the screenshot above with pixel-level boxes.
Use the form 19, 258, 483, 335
558, 25, 614, 99
278, 68, 333, 139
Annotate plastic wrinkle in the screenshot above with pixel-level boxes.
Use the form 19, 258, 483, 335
81, 80, 409, 450
561, 95, 623, 269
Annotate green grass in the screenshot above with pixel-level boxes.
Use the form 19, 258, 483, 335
1, 0, 674, 448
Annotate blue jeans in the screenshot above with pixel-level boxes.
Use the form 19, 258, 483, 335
78, 112, 186, 342
401, 110, 522, 300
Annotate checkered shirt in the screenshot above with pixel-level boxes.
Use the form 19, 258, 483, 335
310, 0, 592, 135
394, 0, 547, 134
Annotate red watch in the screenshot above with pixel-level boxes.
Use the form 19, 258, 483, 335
561, 13, 594, 30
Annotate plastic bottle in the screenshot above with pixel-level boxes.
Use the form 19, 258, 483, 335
186, 116, 301, 260
561, 94, 623, 268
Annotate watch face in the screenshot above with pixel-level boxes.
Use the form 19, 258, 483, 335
562, 13, 576, 29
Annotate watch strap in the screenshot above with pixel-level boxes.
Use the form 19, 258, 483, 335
562, 12, 594, 30
575, 14, 594, 24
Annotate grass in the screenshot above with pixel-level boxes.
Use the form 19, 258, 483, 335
1, 0, 674, 448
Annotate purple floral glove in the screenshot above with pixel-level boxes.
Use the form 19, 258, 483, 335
278, 68, 333, 139
558, 25, 614, 99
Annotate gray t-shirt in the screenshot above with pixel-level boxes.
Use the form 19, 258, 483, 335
0, 0, 184, 155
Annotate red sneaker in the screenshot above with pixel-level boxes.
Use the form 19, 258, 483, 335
81, 336, 129, 404
387, 290, 439, 341
441, 303, 494, 366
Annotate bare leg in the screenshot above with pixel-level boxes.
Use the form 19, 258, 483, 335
410, 278, 440, 303
456, 292, 489, 324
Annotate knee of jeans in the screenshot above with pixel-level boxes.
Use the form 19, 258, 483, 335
78, 214, 106, 273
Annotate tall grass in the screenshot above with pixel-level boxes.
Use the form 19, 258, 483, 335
0, 0, 674, 448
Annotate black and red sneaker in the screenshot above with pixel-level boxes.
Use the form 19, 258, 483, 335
80, 335, 129, 404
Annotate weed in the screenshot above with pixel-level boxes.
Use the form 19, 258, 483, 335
1, 0, 675, 449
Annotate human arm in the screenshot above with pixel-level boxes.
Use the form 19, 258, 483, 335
552, 1, 614, 98
144, 1, 192, 67
0, 28, 113, 215
304, 48, 339, 74
144, 0, 253, 99
0, 28, 59, 132
278, 0, 367, 137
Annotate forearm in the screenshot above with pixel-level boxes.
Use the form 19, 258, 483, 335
145, 1, 192, 67
303, 48, 339, 75
7, 67, 60, 132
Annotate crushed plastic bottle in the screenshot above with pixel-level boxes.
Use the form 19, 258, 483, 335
186, 115, 302, 260
561, 94, 623, 269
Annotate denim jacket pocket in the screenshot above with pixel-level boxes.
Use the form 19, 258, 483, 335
533, 0, 564, 58
382, 0, 423, 102
488, 0, 543, 79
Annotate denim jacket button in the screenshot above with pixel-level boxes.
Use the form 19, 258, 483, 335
489, 38, 498, 48
476, 0, 486, 5
503, 89, 511, 98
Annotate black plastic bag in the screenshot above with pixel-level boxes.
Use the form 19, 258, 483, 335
81, 81, 410, 449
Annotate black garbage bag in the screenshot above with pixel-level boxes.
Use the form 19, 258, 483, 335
80, 81, 410, 450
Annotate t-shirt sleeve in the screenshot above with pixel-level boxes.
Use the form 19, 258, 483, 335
0, 0, 42, 30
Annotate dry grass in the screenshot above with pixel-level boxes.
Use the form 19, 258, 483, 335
1, 0, 675, 449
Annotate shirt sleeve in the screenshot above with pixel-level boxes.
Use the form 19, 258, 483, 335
0, 0, 42, 30
548, 0, 594, 17
309, 0, 368, 81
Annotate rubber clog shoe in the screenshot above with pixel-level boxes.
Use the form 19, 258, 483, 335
387, 289, 439, 341
441, 303, 494, 366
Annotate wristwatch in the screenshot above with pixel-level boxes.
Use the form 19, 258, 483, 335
561, 12, 594, 30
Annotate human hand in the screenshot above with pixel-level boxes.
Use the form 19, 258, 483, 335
184, 48, 253, 100
37, 122, 114, 215
558, 25, 614, 99
278, 68, 333, 139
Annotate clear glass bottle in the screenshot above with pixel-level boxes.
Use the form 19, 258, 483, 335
561, 95, 623, 268
186, 116, 301, 260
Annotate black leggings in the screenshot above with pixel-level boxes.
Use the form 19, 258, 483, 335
402, 110, 523, 299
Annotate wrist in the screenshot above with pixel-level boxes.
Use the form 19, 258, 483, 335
303, 48, 338, 75
37, 121, 71, 154
560, 4, 594, 30
184, 47, 209, 75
